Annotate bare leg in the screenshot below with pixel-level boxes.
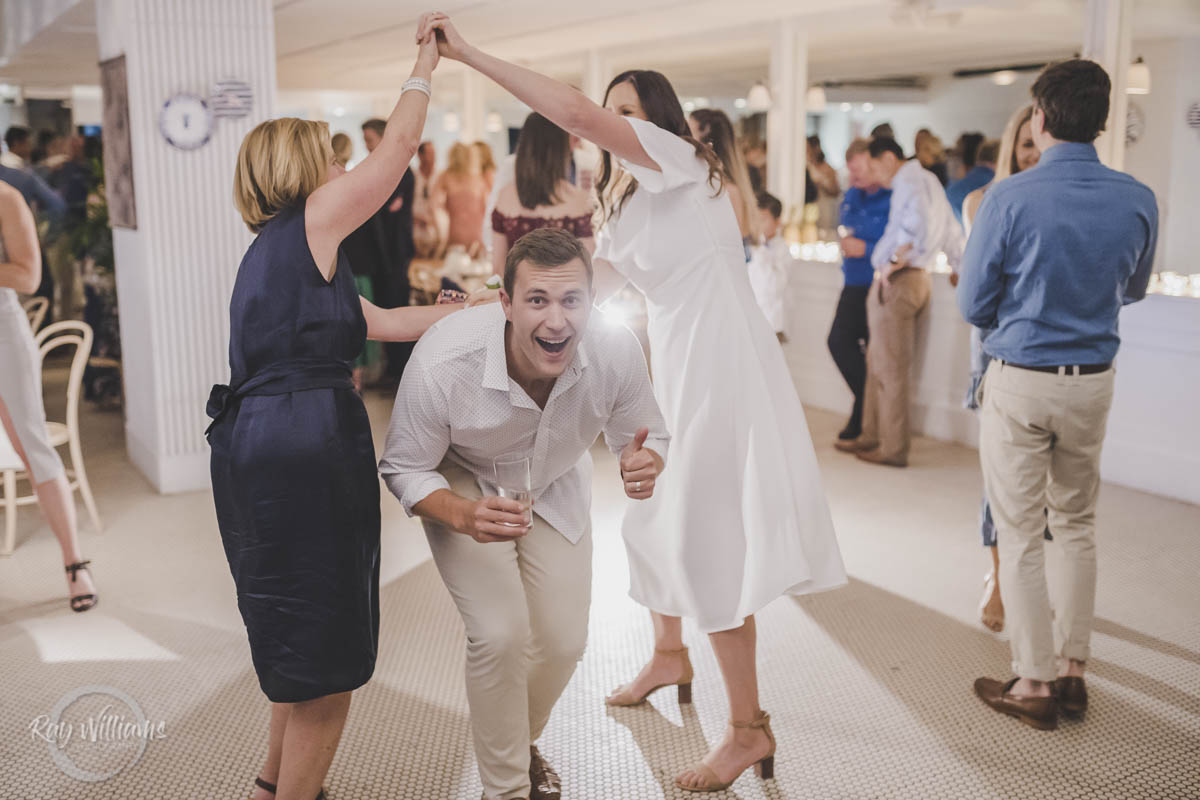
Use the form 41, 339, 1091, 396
981, 545, 1004, 632
676, 617, 772, 789
0, 399, 94, 600
607, 611, 689, 703
251, 702, 291, 799
275, 691, 352, 800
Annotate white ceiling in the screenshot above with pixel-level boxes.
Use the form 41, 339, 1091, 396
2, 0, 1199, 100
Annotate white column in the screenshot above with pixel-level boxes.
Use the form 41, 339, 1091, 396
1083, 0, 1132, 169
767, 21, 807, 217
95, 0, 275, 493
583, 49, 608, 104
462, 68, 485, 142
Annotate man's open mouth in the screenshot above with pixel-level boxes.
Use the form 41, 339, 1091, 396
536, 336, 571, 355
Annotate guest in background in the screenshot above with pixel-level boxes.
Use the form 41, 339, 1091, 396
869, 122, 895, 140
961, 59, 1156, 731
948, 131, 985, 184
946, 138, 997, 225
915, 128, 949, 187
473, 140, 497, 193
828, 138, 891, 444
806, 135, 841, 239
958, 103, 1042, 634
0, 181, 98, 613
331, 132, 353, 168
412, 140, 441, 257
689, 108, 760, 252
435, 141, 487, 255
346, 117, 417, 387
838, 136, 963, 467
2, 126, 32, 168
744, 140, 766, 196
491, 112, 593, 277
749, 192, 789, 342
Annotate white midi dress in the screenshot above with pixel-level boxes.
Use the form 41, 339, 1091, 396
596, 117, 846, 633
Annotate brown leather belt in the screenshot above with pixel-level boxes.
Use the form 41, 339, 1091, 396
1002, 361, 1112, 376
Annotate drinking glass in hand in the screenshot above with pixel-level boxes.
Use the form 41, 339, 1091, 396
493, 455, 533, 528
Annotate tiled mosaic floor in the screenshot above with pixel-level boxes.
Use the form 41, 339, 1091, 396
1, 369, 1197, 799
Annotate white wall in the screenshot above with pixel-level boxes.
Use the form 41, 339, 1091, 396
1123, 37, 1200, 274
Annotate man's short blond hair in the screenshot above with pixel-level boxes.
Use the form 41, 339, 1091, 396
845, 138, 872, 162
234, 117, 332, 233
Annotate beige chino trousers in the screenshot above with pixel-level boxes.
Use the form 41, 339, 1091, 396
860, 267, 932, 462
423, 462, 592, 800
979, 360, 1115, 682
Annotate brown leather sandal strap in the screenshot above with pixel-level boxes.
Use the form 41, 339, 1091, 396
254, 777, 277, 794
654, 645, 689, 655
731, 710, 770, 729
65, 560, 92, 579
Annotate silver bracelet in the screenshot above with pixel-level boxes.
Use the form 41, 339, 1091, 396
402, 77, 432, 98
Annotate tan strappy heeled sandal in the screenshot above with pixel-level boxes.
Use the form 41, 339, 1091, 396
674, 710, 776, 793
605, 646, 694, 707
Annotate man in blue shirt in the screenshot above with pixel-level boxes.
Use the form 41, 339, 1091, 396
828, 138, 891, 442
945, 139, 996, 225
960, 59, 1157, 732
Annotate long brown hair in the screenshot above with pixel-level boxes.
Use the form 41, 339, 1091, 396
595, 70, 723, 225
690, 108, 760, 239
514, 112, 571, 209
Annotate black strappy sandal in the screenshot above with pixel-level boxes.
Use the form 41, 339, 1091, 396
250, 776, 327, 800
65, 560, 98, 613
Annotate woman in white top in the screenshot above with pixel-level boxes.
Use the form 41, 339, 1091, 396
420, 14, 845, 793
0, 180, 98, 612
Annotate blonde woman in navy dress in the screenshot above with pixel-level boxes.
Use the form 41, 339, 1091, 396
420, 13, 846, 794
207, 33, 462, 800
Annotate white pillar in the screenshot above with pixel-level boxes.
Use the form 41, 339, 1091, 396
95, 0, 275, 492
1083, 0, 1131, 169
767, 20, 807, 217
583, 49, 608, 104
462, 68, 485, 142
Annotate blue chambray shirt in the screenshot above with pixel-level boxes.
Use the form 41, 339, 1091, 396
956, 142, 1157, 367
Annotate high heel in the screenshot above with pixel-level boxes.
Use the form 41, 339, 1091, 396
675, 710, 776, 793
65, 560, 98, 613
248, 776, 327, 800
605, 646, 693, 707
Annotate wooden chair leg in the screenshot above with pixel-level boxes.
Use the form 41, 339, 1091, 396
3, 469, 15, 556
69, 433, 102, 534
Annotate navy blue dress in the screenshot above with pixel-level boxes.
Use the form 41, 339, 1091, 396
206, 201, 380, 704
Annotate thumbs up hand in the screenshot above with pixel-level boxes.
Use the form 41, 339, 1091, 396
620, 427, 661, 500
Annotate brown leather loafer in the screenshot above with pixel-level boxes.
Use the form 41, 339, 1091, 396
1054, 676, 1088, 718
834, 438, 876, 453
529, 745, 562, 800
855, 448, 907, 467
974, 677, 1058, 730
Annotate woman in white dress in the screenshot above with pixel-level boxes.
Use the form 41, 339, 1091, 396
0, 180, 98, 612
419, 14, 846, 792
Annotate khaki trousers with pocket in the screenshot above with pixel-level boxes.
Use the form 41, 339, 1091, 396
423, 461, 593, 800
979, 360, 1115, 681
859, 268, 931, 462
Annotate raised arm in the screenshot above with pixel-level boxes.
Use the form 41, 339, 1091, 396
305, 33, 438, 277
0, 185, 42, 294
418, 13, 659, 172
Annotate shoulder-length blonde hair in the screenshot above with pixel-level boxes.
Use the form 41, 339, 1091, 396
445, 141, 477, 176
995, 104, 1034, 182
234, 117, 332, 233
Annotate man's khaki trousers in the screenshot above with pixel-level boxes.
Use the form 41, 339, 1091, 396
860, 267, 932, 463
979, 360, 1115, 681
423, 462, 592, 800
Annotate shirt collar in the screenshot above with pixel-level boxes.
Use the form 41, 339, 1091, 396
1037, 141, 1099, 165
480, 305, 591, 397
